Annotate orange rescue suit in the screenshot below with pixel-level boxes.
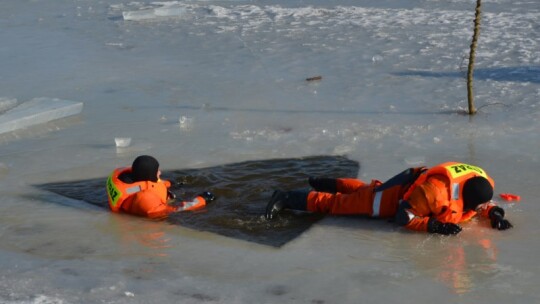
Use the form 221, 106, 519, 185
307, 162, 497, 232
106, 167, 205, 219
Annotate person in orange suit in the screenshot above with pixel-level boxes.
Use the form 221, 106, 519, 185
266, 162, 513, 235
106, 155, 214, 219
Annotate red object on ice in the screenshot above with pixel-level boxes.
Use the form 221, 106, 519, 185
500, 193, 521, 201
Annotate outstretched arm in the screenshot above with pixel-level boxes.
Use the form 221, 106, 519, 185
476, 202, 513, 230
127, 190, 178, 219
175, 192, 215, 212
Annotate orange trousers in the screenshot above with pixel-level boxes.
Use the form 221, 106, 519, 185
307, 178, 405, 218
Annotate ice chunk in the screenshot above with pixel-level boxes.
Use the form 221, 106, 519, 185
178, 115, 194, 130
404, 156, 425, 166
115, 137, 131, 148
123, 10, 157, 21
0, 98, 18, 114
0, 97, 83, 135
372, 55, 383, 64
123, 6, 187, 21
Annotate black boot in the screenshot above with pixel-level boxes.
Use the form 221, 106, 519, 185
308, 177, 337, 193
265, 190, 309, 220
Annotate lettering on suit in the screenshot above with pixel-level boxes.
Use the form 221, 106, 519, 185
107, 177, 121, 206
446, 163, 487, 179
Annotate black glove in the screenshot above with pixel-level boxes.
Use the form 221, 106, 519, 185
489, 207, 513, 230
198, 191, 216, 202
427, 218, 462, 235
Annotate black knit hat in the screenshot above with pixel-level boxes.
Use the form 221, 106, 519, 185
462, 176, 493, 210
131, 155, 159, 182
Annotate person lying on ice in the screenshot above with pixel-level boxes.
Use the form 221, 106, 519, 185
106, 155, 214, 219
266, 162, 513, 235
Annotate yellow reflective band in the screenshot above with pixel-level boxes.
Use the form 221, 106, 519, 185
445, 163, 487, 179
106, 175, 122, 207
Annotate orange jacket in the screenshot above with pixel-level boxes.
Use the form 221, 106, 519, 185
106, 167, 205, 219
401, 162, 496, 231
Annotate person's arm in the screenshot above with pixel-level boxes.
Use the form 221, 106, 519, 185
161, 178, 214, 212
476, 203, 513, 230
395, 201, 430, 232
396, 201, 461, 235
129, 191, 214, 218
175, 192, 215, 212
396, 176, 462, 235
475, 201, 498, 218
127, 190, 178, 219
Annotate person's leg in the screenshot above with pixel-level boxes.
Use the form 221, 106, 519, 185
307, 183, 376, 215
265, 181, 401, 219
309, 177, 366, 194
336, 178, 367, 193
265, 190, 310, 219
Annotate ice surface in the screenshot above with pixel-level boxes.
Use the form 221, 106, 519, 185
0, 98, 83, 135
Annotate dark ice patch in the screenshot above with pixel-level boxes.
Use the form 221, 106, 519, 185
266, 284, 289, 296
36, 156, 359, 247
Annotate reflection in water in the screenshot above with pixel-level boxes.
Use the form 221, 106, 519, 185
438, 242, 473, 294
37, 155, 359, 247
441, 238, 498, 294
106, 215, 174, 258
415, 232, 499, 294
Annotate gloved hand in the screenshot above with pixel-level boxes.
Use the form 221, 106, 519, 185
198, 191, 216, 202
427, 218, 462, 235
489, 207, 513, 230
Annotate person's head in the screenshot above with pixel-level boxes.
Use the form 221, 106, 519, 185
462, 176, 493, 210
131, 155, 160, 182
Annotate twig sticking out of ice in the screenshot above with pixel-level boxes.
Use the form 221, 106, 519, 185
0, 98, 83, 135
306, 75, 322, 81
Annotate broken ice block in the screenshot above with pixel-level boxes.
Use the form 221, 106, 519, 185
179, 115, 194, 130
0, 98, 18, 114
0, 98, 83, 135
115, 137, 132, 148
123, 6, 187, 21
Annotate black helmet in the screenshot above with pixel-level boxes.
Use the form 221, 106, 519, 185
462, 176, 493, 210
131, 155, 159, 182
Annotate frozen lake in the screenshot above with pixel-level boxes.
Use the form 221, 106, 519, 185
0, 0, 539, 303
